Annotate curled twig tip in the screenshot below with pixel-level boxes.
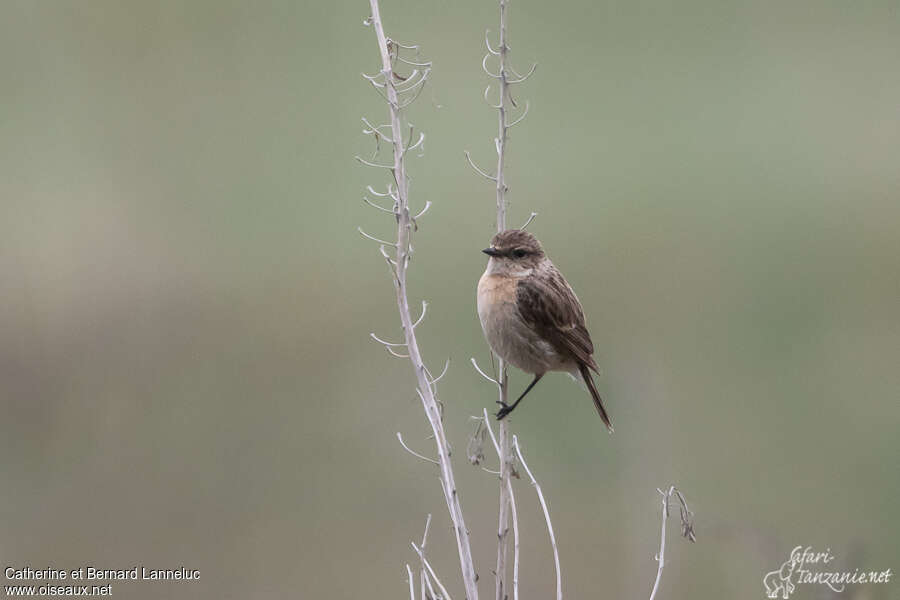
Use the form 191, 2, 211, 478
519, 212, 538, 230
464, 151, 497, 182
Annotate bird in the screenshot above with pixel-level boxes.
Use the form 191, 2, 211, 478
476, 229, 613, 431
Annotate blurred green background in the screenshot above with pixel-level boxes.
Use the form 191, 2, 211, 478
1, 1, 898, 598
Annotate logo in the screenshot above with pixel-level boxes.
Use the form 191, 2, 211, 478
763, 546, 892, 598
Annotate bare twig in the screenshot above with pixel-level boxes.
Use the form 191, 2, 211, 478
506, 100, 530, 128
411, 301, 428, 328
518, 211, 538, 230
427, 358, 451, 387
469, 2, 537, 598
506, 474, 520, 600
493, 0, 511, 225
370, 332, 407, 347
418, 515, 433, 600
506, 62, 537, 84
358, 227, 398, 247
412, 542, 454, 600
367, 184, 395, 198
406, 564, 416, 600
470, 357, 501, 387
363, 3, 479, 598
464, 151, 497, 182
513, 435, 562, 600
494, 399, 512, 600
364, 195, 398, 216
481, 408, 502, 458
397, 432, 439, 465
649, 486, 696, 600
413, 201, 432, 220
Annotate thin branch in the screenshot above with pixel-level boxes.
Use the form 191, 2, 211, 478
363, 8, 481, 597
378, 244, 397, 268
485, 7, 520, 598
358, 227, 398, 247
417, 514, 434, 600
362, 117, 394, 142
396, 68, 421, 89
420, 513, 432, 548
412, 543, 454, 600
412, 301, 428, 328
493, 0, 511, 230
355, 155, 395, 170
485, 29, 500, 55
361, 70, 387, 87
397, 73, 430, 109
471, 357, 501, 387
506, 100, 530, 128
649, 488, 670, 600
385, 346, 411, 359
428, 358, 451, 386
387, 38, 419, 50
483, 85, 503, 109
363, 196, 398, 215
464, 151, 497, 182
518, 211, 538, 230
494, 414, 512, 600
367, 184, 393, 197
506, 473, 520, 600
396, 70, 431, 96
370, 332, 407, 347
482, 408, 502, 458
506, 62, 537, 84
423, 570, 438, 600
482, 53, 502, 78
513, 435, 562, 600
413, 201, 432, 220
406, 564, 416, 600
405, 131, 426, 154
649, 485, 696, 600
397, 56, 433, 68
397, 432, 439, 465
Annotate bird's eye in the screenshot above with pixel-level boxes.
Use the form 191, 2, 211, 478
512, 249, 528, 259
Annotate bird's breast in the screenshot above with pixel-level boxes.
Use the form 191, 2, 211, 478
477, 272, 517, 326
476, 271, 567, 374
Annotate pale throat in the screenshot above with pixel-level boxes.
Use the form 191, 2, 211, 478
485, 257, 535, 279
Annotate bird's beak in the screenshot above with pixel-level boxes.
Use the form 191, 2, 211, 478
482, 247, 500, 257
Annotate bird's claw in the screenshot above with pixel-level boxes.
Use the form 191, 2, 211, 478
495, 402, 512, 420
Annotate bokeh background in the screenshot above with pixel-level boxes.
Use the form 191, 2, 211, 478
2, 1, 898, 598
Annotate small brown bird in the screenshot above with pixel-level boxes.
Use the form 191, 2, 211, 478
477, 229, 613, 431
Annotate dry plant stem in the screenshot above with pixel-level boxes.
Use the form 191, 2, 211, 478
366, 2, 479, 598
513, 436, 562, 600
413, 542, 454, 600
419, 514, 433, 600
406, 564, 416, 600
649, 487, 671, 600
506, 474, 520, 600
470, 2, 539, 598
649, 486, 696, 600
494, 0, 510, 227
494, 372, 512, 600
493, 4, 512, 600
480, 408, 514, 600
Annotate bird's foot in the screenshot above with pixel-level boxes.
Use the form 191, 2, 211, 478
495, 401, 513, 420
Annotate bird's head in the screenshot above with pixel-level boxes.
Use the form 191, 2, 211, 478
483, 229, 545, 275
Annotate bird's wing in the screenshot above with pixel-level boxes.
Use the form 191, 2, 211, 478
515, 267, 599, 373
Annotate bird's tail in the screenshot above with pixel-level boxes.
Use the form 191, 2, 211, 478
578, 363, 613, 433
